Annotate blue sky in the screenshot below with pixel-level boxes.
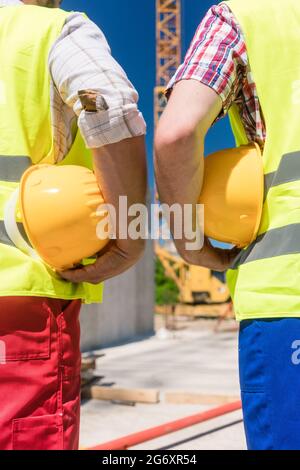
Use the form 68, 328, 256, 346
61, 1, 235, 189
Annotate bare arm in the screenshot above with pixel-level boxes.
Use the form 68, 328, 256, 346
50, 12, 148, 284
155, 80, 239, 271
61, 135, 147, 284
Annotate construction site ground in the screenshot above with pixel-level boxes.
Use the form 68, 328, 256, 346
80, 314, 247, 450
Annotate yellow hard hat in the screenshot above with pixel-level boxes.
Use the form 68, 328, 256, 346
16, 164, 110, 270
198, 143, 264, 248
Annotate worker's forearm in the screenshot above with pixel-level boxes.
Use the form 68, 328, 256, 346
92, 135, 147, 248
154, 126, 204, 257
154, 80, 222, 261
61, 137, 147, 283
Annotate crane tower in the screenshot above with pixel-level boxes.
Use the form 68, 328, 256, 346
155, 0, 182, 126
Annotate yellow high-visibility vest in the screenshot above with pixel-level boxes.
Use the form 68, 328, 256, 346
0, 4, 103, 303
224, 0, 300, 320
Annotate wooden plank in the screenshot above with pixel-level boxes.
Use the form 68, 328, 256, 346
82, 386, 160, 404
164, 392, 240, 406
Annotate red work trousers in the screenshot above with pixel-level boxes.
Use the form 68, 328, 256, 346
0, 296, 82, 450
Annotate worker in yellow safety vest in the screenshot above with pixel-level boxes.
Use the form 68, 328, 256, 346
0, 0, 147, 450
155, 0, 300, 450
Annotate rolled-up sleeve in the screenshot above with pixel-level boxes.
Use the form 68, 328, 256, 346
166, 4, 247, 119
49, 12, 146, 148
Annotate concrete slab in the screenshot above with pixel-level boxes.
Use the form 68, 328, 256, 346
131, 410, 246, 450
80, 401, 246, 450
91, 321, 240, 395
80, 317, 246, 450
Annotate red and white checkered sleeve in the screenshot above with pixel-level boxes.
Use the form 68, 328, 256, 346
166, 3, 248, 118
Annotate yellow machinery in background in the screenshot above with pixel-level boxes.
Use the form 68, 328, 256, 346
155, 245, 230, 317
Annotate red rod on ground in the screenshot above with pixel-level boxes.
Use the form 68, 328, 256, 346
89, 400, 242, 450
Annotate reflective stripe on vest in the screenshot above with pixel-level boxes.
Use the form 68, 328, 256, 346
232, 223, 300, 268
231, 150, 300, 269
225, 0, 300, 320
264, 151, 300, 200
0, 156, 31, 182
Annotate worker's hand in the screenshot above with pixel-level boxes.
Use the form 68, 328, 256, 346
59, 135, 147, 285
59, 239, 145, 284
177, 238, 241, 272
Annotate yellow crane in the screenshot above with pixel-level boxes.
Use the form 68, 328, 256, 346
155, 0, 181, 126
155, 245, 230, 305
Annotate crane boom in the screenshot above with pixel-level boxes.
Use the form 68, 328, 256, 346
155, 0, 181, 126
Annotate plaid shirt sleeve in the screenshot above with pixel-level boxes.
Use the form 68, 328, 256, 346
166, 3, 248, 119
49, 13, 146, 149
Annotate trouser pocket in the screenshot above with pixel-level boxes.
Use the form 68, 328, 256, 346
12, 414, 63, 450
0, 297, 51, 362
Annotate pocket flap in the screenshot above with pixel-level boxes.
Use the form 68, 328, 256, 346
13, 414, 63, 450
0, 298, 50, 361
